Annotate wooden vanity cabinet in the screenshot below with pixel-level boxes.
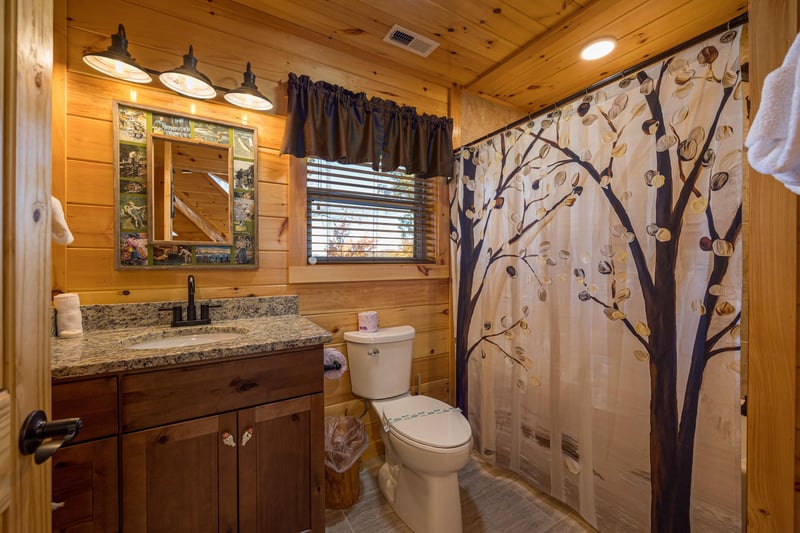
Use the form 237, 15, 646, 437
121, 395, 324, 533
51, 376, 120, 533
120, 346, 325, 533
121, 412, 240, 532
52, 346, 325, 533
238, 395, 323, 532
50, 438, 119, 533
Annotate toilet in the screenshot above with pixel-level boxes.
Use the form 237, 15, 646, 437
344, 325, 472, 533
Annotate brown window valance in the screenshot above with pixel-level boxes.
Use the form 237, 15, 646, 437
280, 73, 453, 178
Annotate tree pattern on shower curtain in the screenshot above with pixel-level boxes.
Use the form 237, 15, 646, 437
451, 30, 742, 532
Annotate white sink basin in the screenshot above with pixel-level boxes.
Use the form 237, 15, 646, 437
129, 332, 242, 350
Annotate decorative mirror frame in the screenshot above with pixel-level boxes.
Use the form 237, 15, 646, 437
114, 101, 258, 269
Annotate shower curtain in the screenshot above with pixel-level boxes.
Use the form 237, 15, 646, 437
451, 30, 743, 532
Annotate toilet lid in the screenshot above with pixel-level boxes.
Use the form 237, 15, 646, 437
382, 395, 471, 449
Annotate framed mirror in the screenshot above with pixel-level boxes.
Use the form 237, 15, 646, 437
114, 102, 258, 269
149, 136, 232, 245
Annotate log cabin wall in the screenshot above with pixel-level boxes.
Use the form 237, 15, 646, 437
458, 90, 527, 147
447, 85, 530, 166
52, 0, 457, 459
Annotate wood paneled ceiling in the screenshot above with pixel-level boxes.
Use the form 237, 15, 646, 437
234, 0, 747, 113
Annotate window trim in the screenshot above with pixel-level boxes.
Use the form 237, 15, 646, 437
288, 157, 449, 284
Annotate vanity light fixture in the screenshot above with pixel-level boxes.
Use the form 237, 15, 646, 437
82, 24, 152, 83
224, 63, 274, 111
158, 46, 216, 100
82, 24, 273, 112
580, 37, 617, 60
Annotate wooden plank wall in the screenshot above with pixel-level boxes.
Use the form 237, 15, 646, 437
459, 90, 526, 147
53, 0, 454, 460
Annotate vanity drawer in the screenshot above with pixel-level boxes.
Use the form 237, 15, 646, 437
52, 376, 119, 443
120, 347, 323, 432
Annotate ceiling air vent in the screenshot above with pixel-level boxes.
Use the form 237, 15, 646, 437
383, 24, 440, 58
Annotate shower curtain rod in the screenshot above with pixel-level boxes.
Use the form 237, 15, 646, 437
458, 12, 749, 150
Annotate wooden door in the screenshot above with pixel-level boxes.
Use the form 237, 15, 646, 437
0, 0, 54, 531
238, 394, 325, 533
121, 413, 238, 533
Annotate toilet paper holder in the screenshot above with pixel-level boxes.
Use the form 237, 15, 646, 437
324, 360, 342, 372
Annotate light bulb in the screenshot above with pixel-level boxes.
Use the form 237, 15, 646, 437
580, 38, 617, 60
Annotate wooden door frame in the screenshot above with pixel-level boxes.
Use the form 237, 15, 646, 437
2, 0, 53, 530
746, 1, 799, 531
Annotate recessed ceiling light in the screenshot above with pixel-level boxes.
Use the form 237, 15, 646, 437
580, 38, 617, 60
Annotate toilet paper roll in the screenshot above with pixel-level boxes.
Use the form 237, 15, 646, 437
323, 347, 348, 380
54, 293, 83, 337
358, 311, 379, 333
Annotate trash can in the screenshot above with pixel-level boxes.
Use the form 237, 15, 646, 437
324, 415, 369, 509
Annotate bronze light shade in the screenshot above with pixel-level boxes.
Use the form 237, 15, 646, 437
158, 45, 216, 100
82, 24, 152, 83
224, 63, 273, 111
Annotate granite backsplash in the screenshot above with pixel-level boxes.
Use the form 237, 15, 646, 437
52, 295, 300, 335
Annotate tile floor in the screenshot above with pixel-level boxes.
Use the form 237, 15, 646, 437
325, 453, 596, 532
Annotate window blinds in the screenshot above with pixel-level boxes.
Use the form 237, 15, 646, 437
306, 159, 436, 263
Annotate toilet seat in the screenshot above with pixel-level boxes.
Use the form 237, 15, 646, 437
381, 395, 471, 449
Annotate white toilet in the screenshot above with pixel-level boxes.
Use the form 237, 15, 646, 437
344, 325, 472, 533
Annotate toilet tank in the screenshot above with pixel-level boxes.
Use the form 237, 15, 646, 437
343, 325, 415, 399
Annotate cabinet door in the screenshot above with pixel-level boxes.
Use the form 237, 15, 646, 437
121, 413, 238, 533
238, 393, 324, 533
52, 437, 119, 533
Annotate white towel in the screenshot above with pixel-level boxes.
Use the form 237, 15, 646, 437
746, 32, 800, 192
54, 293, 83, 337
51, 196, 74, 245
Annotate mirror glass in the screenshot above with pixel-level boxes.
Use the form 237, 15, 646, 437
115, 102, 258, 270
150, 136, 232, 245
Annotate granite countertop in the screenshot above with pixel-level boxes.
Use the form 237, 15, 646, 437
50, 296, 333, 379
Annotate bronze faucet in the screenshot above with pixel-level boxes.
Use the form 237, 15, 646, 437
159, 275, 220, 327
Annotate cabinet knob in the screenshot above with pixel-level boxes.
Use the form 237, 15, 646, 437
221, 432, 236, 447
241, 427, 254, 447
51, 501, 65, 511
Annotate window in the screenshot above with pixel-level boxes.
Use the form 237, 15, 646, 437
306, 159, 436, 263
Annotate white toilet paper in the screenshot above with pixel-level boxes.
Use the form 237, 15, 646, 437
54, 293, 83, 337
323, 347, 348, 380
358, 311, 379, 332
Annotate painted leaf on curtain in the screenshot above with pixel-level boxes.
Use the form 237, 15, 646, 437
450, 29, 743, 532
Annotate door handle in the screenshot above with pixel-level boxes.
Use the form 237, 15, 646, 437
19, 410, 82, 464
